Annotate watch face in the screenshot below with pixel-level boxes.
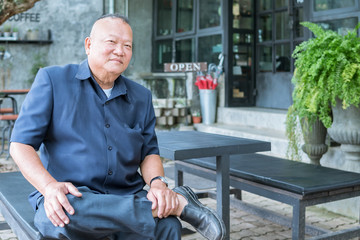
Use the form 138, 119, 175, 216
160, 176, 168, 185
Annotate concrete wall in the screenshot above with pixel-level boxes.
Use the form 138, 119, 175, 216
256, 72, 294, 109
0, 0, 102, 90
0, 0, 154, 108
125, 0, 153, 77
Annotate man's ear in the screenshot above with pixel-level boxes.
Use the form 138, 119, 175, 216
84, 37, 91, 55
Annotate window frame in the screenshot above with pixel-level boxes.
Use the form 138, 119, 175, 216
256, 0, 304, 73
310, 0, 360, 18
153, 0, 224, 72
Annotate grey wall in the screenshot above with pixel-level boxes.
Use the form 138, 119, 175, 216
256, 72, 294, 109
0, 0, 154, 90
125, 0, 153, 77
0, 0, 102, 90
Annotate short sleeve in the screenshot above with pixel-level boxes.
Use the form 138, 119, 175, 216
140, 93, 159, 161
11, 68, 53, 150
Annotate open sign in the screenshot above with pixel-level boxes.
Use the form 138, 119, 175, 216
164, 62, 207, 72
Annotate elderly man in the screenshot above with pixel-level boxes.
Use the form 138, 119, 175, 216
10, 14, 224, 240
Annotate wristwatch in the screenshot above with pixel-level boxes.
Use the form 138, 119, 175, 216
150, 176, 168, 187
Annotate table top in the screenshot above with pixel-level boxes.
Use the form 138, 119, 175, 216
156, 131, 271, 160
0, 89, 30, 95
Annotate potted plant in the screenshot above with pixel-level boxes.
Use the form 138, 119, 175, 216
3, 25, 11, 37
26, 28, 39, 40
12, 27, 19, 40
286, 21, 360, 162
0, 46, 5, 60
191, 109, 202, 124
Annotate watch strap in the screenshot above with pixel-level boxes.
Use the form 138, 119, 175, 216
150, 176, 168, 187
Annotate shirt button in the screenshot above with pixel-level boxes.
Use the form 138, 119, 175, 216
108, 146, 112, 150
105, 124, 110, 128
108, 170, 113, 175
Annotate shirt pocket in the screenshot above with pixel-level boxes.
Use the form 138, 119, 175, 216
118, 124, 144, 162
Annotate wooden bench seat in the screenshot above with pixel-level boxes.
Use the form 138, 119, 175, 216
175, 153, 360, 239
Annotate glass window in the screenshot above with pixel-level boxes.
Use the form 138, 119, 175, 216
294, 8, 304, 38
259, 0, 271, 11
198, 35, 222, 64
233, 33, 252, 45
275, 0, 288, 8
176, 39, 194, 62
233, 0, 252, 29
258, 14, 272, 42
314, 0, 355, 11
155, 40, 172, 70
276, 11, 290, 40
317, 17, 358, 35
200, 0, 221, 29
276, 44, 290, 72
259, 46, 272, 72
157, 0, 172, 36
176, 0, 194, 33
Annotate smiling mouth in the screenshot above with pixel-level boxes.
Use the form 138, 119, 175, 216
110, 59, 123, 64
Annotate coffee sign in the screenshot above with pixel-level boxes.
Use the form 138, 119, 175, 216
164, 62, 207, 72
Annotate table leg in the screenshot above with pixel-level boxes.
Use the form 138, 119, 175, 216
216, 155, 230, 240
292, 201, 305, 240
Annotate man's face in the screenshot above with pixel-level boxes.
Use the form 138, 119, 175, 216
85, 18, 133, 78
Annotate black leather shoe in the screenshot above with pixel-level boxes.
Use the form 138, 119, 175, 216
173, 186, 225, 240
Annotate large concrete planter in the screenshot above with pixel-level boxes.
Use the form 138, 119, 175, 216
300, 118, 328, 165
328, 99, 360, 172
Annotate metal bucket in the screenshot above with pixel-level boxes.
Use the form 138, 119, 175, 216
199, 89, 217, 124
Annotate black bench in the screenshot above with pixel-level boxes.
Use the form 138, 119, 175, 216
0, 171, 42, 240
175, 153, 360, 240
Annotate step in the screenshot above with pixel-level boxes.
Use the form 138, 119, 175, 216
195, 107, 304, 159
194, 123, 289, 158
217, 107, 288, 132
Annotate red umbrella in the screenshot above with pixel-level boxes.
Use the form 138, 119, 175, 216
195, 74, 207, 89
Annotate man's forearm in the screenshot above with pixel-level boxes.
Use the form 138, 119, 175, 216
140, 154, 164, 186
10, 142, 57, 195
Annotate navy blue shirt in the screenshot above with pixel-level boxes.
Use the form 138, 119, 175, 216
11, 60, 159, 210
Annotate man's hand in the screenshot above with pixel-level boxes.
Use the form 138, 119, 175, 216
43, 182, 82, 227
147, 181, 179, 218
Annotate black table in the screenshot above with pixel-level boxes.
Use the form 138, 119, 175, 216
156, 130, 271, 239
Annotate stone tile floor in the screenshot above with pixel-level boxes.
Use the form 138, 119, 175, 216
0, 156, 359, 240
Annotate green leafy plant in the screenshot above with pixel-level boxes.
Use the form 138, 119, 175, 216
286, 21, 360, 160
3, 25, 11, 32
27, 53, 47, 85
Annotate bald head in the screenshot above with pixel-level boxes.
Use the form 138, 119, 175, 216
90, 14, 131, 38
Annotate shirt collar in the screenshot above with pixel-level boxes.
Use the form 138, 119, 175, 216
76, 59, 130, 103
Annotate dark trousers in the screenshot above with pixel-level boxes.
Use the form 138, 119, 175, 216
34, 186, 181, 240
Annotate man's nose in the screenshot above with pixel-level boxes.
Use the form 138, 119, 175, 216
114, 44, 125, 55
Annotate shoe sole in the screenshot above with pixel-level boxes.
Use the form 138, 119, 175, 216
181, 186, 226, 240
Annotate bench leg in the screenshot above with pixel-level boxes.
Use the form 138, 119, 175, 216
231, 189, 242, 200
174, 164, 183, 187
292, 201, 306, 240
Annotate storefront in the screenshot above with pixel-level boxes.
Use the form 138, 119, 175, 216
152, 0, 360, 109
1, 0, 359, 111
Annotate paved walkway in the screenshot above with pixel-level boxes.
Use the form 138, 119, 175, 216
0, 157, 358, 240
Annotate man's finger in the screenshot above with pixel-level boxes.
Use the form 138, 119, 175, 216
67, 184, 82, 198
147, 192, 157, 210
